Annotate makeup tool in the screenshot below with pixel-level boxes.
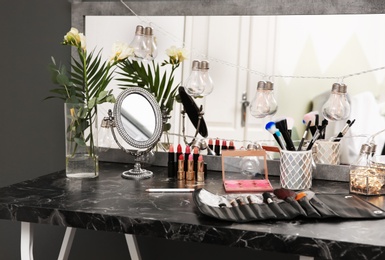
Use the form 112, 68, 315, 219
274, 118, 296, 151
295, 190, 320, 217
193, 146, 199, 173
177, 144, 183, 161
235, 196, 247, 206
273, 188, 307, 215
208, 139, 214, 152
146, 188, 194, 193
228, 140, 235, 150
333, 119, 355, 142
214, 138, 221, 156
262, 192, 274, 204
303, 111, 318, 136
168, 144, 176, 178
186, 153, 195, 181
197, 155, 205, 182
265, 121, 286, 150
286, 117, 294, 137
221, 140, 228, 151
177, 154, 185, 180
319, 119, 329, 139
298, 120, 311, 151
306, 128, 321, 150
184, 145, 191, 171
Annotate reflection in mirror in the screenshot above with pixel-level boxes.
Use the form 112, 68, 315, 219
120, 93, 156, 142
112, 87, 163, 180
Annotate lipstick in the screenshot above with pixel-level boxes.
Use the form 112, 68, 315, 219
168, 144, 176, 178
221, 140, 228, 151
208, 139, 213, 152
176, 144, 183, 161
186, 153, 195, 181
197, 155, 205, 182
214, 138, 221, 156
177, 154, 185, 180
228, 140, 235, 150
193, 146, 199, 173
184, 145, 191, 171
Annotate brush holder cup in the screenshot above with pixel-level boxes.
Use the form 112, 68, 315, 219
279, 150, 313, 190
313, 140, 340, 165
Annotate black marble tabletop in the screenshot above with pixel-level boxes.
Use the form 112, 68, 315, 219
0, 162, 384, 260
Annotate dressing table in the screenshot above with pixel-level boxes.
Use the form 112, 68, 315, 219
0, 160, 385, 260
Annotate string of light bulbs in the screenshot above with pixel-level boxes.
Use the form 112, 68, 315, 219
119, 0, 385, 82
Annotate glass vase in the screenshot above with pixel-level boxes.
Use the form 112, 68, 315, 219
64, 103, 99, 178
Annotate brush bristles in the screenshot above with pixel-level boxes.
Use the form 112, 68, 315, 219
265, 121, 277, 134
303, 113, 316, 126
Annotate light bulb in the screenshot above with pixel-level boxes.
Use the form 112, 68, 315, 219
144, 26, 158, 61
185, 60, 203, 97
199, 60, 214, 96
250, 81, 278, 118
264, 81, 278, 116
129, 25, 147, 60
322, 83, 350, 121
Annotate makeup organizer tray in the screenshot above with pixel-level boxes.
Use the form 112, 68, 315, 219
221, 150, 273, 192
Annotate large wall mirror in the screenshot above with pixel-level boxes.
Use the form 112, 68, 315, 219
73, 1, 385, 164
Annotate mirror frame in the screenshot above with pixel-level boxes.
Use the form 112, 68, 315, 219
114, 87, 163, 150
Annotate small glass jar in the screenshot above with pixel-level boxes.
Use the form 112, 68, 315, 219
350, 144, 385, 195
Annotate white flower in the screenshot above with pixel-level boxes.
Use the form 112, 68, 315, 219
110, 42, 133, 64
63, 27, 86, 50
166, 46, 189, 63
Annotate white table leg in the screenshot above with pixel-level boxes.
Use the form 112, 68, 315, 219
20, 222, 34, 260
57, 227, 76, 260
125, 234, 141, 260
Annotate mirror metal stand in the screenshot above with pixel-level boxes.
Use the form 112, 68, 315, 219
108, 109, 154, 180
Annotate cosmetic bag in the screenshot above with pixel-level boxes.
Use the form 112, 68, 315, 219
192, 188, 385, 222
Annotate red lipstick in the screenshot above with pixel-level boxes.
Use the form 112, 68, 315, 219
197, 155, 205, 182
177, 154, 185, 180
186, 153, 195, 181
214, 138, 220, 156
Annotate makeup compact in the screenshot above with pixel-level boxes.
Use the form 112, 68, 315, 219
221, 150, 273, 192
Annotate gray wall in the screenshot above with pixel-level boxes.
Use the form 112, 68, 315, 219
0, 1, 294, 259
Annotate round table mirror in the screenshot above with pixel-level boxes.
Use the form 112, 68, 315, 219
112, 87, 163, 180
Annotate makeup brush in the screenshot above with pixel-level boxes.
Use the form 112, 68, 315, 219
298, 120, 311, 151
333, 119, 354, 142
262, 192, 274, 204
265, 121, 286, 150
274, 188, 307, 215
274, 119, 295, 151
274, 188, 296, 200
319, 119, 328, 139
285, 117, 294, 138
303, 111, 318, 136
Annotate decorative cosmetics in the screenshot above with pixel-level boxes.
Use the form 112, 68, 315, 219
168, 144, 176, 178
177, 154, 185, 180
193, 146, 199, 174
186, 153, 195, 181
208, 139, 213, 152
184, 145, 191, 171
197, 155, 205, 182
221, 140, 228, 151
214, 138, 220, 156
228, 140, 235, 150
